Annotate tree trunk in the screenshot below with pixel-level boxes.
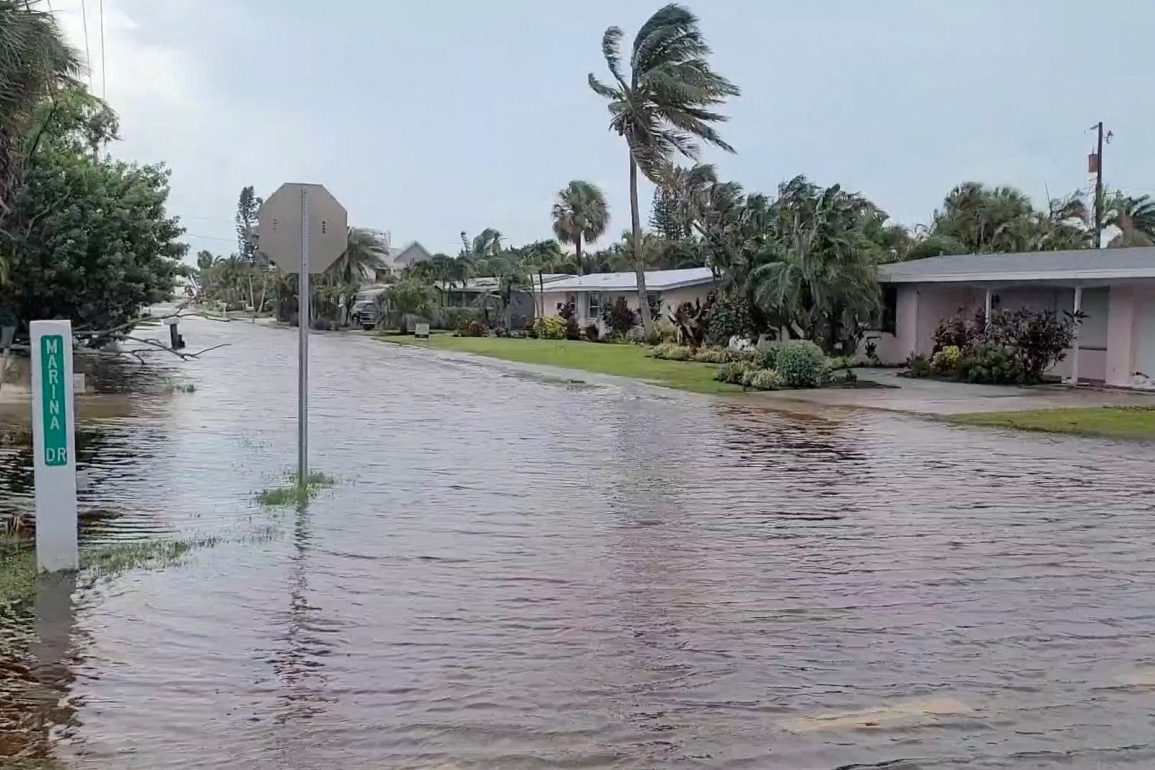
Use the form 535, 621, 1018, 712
576, 234, 583, 276
630, 154, 653, 332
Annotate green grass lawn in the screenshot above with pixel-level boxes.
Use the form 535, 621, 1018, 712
379, 335, 743, 394
945, 406, 1155, 439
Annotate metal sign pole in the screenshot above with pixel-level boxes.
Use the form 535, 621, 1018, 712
298, 186, 310, 489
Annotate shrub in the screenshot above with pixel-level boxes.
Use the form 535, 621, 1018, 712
748, 368, 784, 391
827, 355, 855, 372
931, 344, 962, 374
565, 316, 581, 340
663, 345, 692, 361
533, 315, 568, 340
932, 310, 985, 353
602, 297, 637, 335
956, 343, 1025, 384
437, 307, 481, 331
583, 323, 601, 342
457, 319, 488, 337
740, 367, 761, 388
774, 340, 828, 388
655, 319, 678, 344
703, 291, 755, 347
714, 361, 754, 384
988, 307, 1078, 382
755, 340, 784, 369
692, 347, 732, 364
907, 353, 933, 378
625, 326, 648, 344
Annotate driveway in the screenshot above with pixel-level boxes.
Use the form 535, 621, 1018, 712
751, 368, 1155, 415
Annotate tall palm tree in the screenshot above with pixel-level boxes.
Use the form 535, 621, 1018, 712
329, 227, 389, 285
0, 0, 82, 224
1106, 193, 1155, 247
551, 180, 609, 275
589, 3, 739, 331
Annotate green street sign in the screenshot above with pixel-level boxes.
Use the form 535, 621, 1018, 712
40, 334, 68, 466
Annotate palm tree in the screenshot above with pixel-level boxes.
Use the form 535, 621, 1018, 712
329, 227, 389, 285
551, 180, 609, 275
0, 0, 82, 224
589, 3, 739, 331
1106, 193, 1155, 247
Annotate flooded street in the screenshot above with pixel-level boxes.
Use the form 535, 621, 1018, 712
4, 317, 1155, 768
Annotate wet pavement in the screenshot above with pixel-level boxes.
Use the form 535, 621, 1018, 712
3, 318, 1155, 768
755, 368, 1155, 415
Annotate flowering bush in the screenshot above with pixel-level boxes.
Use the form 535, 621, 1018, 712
533, 316, 568, 340
692, 347, 732, 364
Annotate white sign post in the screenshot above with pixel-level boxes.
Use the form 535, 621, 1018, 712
257, 184, 347, 490
30, 320, 78, 573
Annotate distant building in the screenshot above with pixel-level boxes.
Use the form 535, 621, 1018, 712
375, 241, 432, 282
538, 268, 716, 329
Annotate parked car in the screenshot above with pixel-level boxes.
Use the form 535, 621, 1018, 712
350, 299, 378, 330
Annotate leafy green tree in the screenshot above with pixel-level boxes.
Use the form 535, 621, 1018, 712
0, 91, 185, 332
589, 3, 739, 331
235, 185, 263, 263
0, 0, 82, 225
551, 180, 609, 275
922, 182, 1090, 255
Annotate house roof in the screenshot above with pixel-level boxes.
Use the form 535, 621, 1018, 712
879, 247, 1155, 284
387, 241, 431, 266
543, 267, 715, 293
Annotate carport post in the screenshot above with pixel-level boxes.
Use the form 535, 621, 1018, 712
984, 287, 992, 329
1068, 286, 1082, 385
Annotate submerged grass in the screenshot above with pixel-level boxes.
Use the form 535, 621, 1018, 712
944, 405, 1155, 439
0, 532, 225, 607
256, 471, 338, 507
378, 336, 743, 394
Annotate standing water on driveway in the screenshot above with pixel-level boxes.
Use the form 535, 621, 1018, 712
3, 317, 1155, 769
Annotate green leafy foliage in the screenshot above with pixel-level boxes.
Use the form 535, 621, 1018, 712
691, 347, 731, 363
931, 345, 962, 374
704, 290, 755, 347
774, 340, 828, 387
533, 315, 569, 340
602, 296, 637, 335
583, 323, 601, 342
955, 344, 1024, 384
1, 92, 184, 332
648, 343, 692, 360
714, 360, 753, 384
907, 354, 933, 378
748, 369, 784, 390
988, 307, 1077, 381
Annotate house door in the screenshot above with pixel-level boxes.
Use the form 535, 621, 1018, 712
1133, 299, 1155, 378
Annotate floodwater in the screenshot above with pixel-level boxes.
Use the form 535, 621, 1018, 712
3, 317, 1155, 769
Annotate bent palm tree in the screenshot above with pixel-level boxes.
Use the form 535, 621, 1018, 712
329, 227, 389, 285
551, 180, 609, 275
1106, 193, 1155, 247
589, 3, 738, 331
0, 0, 82, 224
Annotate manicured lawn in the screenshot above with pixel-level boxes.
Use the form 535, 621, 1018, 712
945, 406, 1155, 439
378, 335, 742, 394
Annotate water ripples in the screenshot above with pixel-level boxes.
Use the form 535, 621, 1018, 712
2, 318, 1155, 768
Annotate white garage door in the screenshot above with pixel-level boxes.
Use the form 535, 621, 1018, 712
1134, 300, 1155, 378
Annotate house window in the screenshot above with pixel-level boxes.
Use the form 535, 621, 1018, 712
880, 285, 897, 334
587, 292, 603, 320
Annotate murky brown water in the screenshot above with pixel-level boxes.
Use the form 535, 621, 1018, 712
3, 317, 1155, 769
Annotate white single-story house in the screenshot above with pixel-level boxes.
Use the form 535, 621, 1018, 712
374, 241, 433, 282
539, 267, 717, 329
868, 247, 1155, 387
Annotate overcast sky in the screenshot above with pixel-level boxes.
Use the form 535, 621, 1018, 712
49, 0, 1155, 258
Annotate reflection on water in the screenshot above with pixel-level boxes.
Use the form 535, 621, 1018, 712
2, 317, 1155, 768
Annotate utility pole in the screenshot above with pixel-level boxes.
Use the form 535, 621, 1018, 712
1089, 122, 1110, 249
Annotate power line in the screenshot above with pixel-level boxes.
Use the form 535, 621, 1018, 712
98, 0, 106, 99
79, 0, 94, 92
